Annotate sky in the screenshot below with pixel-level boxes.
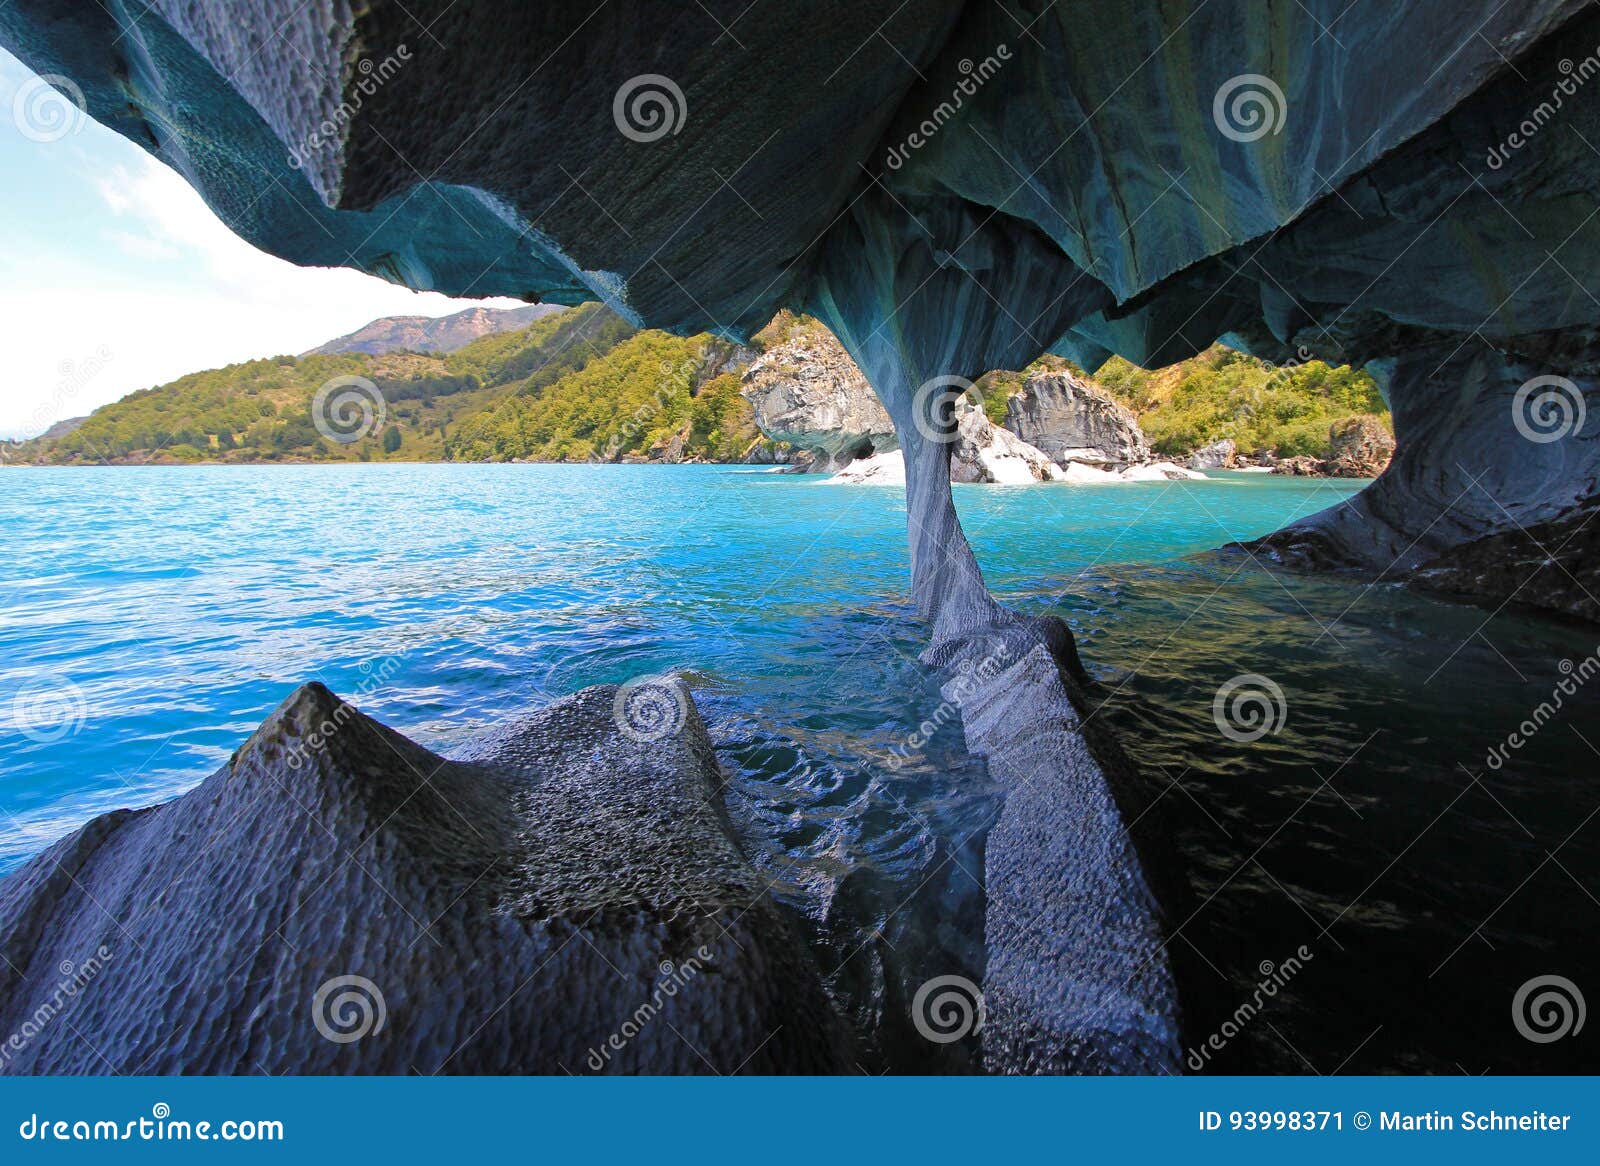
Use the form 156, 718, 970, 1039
0, 48, 524, 440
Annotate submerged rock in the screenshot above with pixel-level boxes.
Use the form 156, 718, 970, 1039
0, 683, 854, 1074
1004, 372, 1151, 471
1408, 496, 1600, 624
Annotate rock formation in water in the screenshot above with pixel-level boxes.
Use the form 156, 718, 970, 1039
1267, 417, 1395, 478
826, 403, 1069, 485
1187, 439, 1237, 472
1004, 372, 1150, 471
747, 325, 1148, 481
8, 0, 1600, 1074
741, 330, 896, 472
0, 682, 854, 1074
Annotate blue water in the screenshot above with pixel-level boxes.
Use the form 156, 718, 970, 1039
1, 464, 1595, 1073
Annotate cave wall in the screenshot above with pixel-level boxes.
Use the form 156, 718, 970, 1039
11, 0, 1600, 1075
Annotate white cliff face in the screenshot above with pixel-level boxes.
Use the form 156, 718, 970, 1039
826, 406, 1068, 485
1003, 372, 1150, 470
951, 405, 1066, 484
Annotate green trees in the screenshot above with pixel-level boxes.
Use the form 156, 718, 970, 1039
445, 329, 764, 463
1094, 346, 1390, 459
23, 304, 1382, 469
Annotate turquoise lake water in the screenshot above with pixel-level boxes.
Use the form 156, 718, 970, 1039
1, 464, 1595, 1073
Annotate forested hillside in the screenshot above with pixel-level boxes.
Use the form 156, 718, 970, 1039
10, 305, 1388, 467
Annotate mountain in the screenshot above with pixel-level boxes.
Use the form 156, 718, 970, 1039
8, 305, 1388, 471
305, 304, 565, 356
12, 303, 780, 466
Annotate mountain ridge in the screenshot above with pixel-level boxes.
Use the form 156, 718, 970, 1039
305, 304, 564, 356
3, 307, 1389, 473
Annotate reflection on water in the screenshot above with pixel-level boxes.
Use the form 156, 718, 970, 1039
0, 464, 1593, 1072
1034, 555, 1600, 1075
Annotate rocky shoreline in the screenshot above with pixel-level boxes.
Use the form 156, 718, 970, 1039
740, 327, 1386, 484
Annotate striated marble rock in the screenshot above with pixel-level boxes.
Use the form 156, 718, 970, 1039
0, 683, 854, 1074
741, 332, 896, 472
925, 620, 1183, 1074
11, 0, 1600, 1077
951, 405, 1065, 485
1004, 372, 1150, 471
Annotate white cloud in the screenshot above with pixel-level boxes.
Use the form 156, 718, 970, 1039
2, 141, 525, 439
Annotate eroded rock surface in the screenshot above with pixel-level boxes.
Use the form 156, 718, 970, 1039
1004, 372, 1150, 471
0, 683, 853, 1074
741, 332, 896, 472
927, 623, 1182, 1074
1187, 439, 1237, 472
8, 0, 1600, 1077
